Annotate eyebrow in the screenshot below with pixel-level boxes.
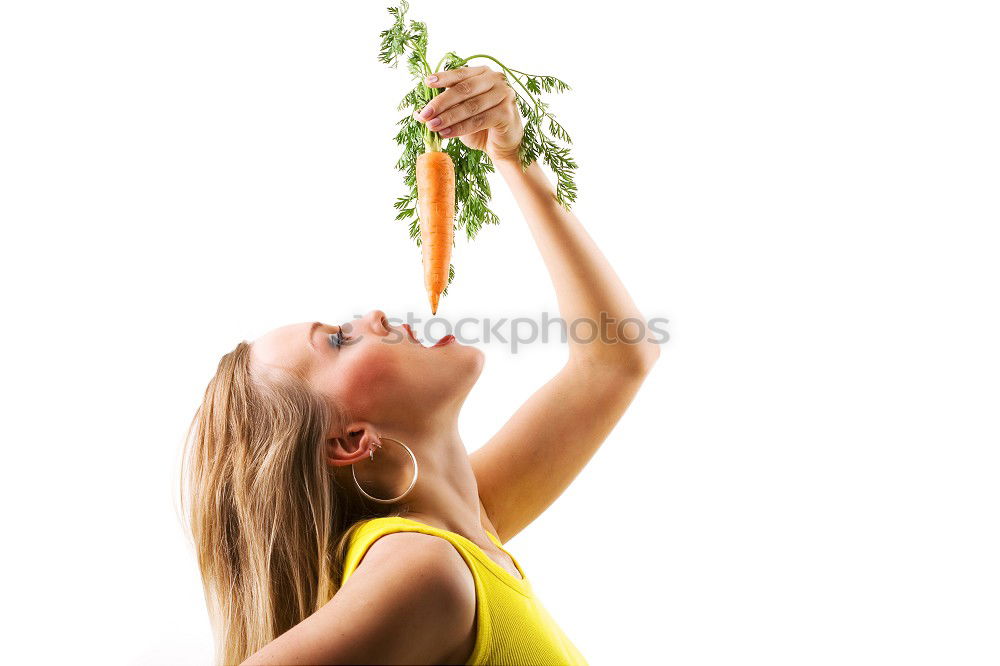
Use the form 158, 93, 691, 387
307, 322, 321, 351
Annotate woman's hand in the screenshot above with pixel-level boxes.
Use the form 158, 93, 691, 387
414, 65, 523, 163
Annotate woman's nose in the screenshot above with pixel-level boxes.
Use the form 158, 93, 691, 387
367, 309, 389, 334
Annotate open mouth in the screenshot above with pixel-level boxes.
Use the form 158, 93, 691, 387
402, 324, 454, 348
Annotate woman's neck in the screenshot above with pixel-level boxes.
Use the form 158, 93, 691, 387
387, 418, 490, 546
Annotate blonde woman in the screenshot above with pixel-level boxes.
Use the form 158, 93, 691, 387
182, 65, 660, 665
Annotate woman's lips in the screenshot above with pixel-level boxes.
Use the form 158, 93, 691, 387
402, 324, 421, 344
402, 324, 454, 348
431, 334, 455, 348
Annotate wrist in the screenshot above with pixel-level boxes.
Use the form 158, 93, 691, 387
487, 146, 522, 166
492, 153, 532, 170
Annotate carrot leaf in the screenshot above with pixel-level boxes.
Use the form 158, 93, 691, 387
380, 0, 579, 298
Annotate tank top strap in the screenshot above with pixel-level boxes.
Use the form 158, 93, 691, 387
342, 516, 478, 586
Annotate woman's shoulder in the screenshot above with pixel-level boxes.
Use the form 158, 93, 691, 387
360, 525, 473, 584
343, 516, 477, 607
340, 524, 478, 662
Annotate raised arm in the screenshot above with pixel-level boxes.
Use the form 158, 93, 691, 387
414, 64, 660, 543
469, 156, 660, 542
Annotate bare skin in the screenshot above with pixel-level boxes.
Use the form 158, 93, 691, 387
241, 65, 659, 665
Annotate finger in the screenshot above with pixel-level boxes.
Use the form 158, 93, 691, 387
420, 85, 510, 134
415, 71, 494, 121
424, 64, 489, 89
433, 93, 511, 138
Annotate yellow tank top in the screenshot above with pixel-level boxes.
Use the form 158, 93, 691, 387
340, 516, 589, 666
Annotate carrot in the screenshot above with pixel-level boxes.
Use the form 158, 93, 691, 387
416, 150, 455, 314
380, 1, 578, 313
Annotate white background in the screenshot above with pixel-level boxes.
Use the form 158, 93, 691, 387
2, 1, 998, 664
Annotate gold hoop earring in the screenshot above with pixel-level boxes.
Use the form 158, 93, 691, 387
351, 436, 419, 504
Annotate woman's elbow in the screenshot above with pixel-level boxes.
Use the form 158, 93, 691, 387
625, 340, 660, 376
571, 339, 661, 377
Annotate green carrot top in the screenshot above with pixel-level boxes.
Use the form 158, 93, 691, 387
378, 0, 578, 291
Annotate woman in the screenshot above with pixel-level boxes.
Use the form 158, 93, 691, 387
181, 64, 660, 665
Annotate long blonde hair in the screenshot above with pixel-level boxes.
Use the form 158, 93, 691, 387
179, 341, 400, 665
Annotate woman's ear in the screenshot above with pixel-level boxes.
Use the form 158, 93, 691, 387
325, 421, 381, 468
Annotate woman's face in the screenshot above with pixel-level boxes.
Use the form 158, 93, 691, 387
250, 310, 484, 434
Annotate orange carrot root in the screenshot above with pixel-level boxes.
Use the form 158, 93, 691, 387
416, 150, 455, 314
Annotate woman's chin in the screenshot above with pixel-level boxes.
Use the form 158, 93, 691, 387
462, 343, 486, 376
444, 344, 485, 398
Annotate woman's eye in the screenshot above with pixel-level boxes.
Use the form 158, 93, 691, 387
327, 331, 345, 349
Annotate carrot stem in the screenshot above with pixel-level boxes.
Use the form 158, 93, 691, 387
452, 54, 544, 112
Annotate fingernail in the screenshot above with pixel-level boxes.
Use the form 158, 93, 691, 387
428, 117, 441, 128
439, 127, 451, 136
419, 106, 433, 119
426, 75, 438, 84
